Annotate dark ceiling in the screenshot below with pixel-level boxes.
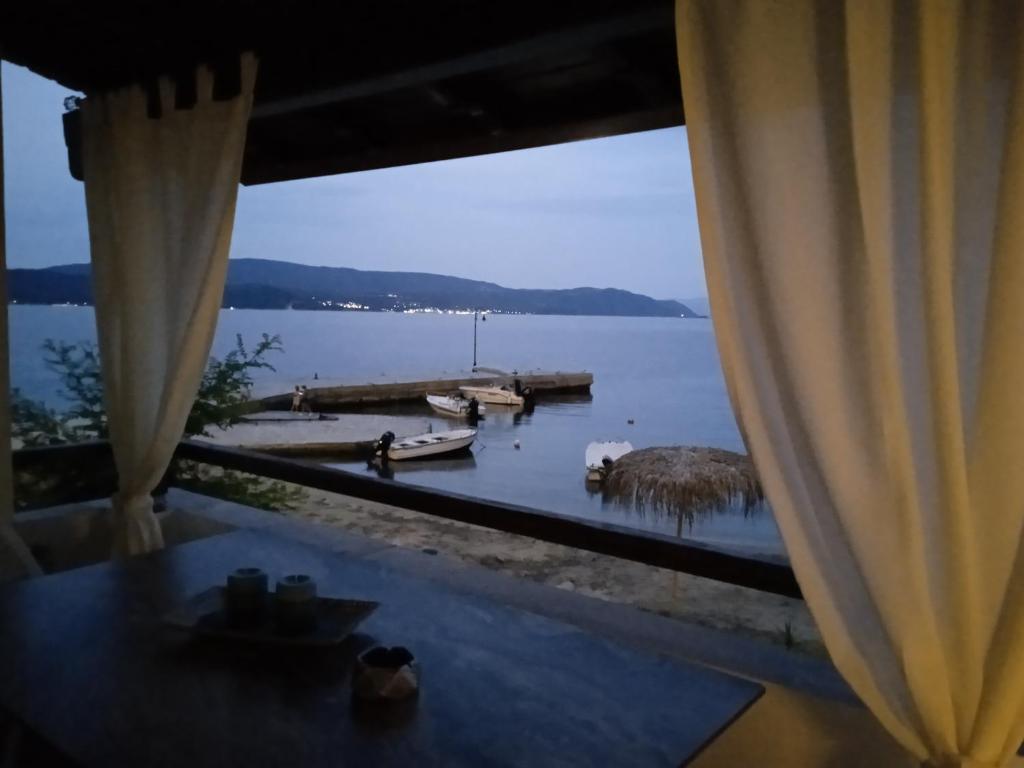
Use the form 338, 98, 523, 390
1, 1, 683, 184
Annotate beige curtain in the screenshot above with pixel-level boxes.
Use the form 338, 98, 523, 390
678, 2, 1024, 766
81, 55, 256, 555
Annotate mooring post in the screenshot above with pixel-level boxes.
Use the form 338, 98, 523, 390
473, 309, 478, 369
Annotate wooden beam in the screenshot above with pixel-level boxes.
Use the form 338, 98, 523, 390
175, 440, 802, 598
243, 104, 683, 184
250, 7, 671, 120
11, 441, 113, 471
0, 60, 10, 524
9, 440, 800, 598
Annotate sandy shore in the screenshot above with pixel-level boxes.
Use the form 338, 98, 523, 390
286, 488, 825, 656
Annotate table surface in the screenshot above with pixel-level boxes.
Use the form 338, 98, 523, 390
0, 530, 762, 767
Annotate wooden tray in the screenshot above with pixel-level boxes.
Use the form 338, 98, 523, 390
163, 587, 379, 647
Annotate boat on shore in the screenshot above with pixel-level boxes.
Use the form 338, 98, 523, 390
458, 383, 526, 406
376, 429, 477, 461
426, 394, 485, 418
585, 440, 634, 482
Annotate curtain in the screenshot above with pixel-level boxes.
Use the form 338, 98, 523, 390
81, 55, 257, 555
677, 2, 1024, 766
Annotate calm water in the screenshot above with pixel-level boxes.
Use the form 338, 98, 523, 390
9, 305, 782, 556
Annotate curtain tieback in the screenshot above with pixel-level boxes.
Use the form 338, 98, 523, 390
111, 492, 164, 555
113, 491, 154, 520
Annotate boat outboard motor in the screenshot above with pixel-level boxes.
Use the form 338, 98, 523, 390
375, 431, 396, 463
514, 378, 536, 411
467, 397, 481, 423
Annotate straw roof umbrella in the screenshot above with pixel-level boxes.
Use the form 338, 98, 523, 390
602, 446, 764, 530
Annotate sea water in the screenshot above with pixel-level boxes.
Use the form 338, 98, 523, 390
9, 305, 783, 557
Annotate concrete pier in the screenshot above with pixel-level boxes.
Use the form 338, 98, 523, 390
196, 413, 431, 458
258, 371, 592, 411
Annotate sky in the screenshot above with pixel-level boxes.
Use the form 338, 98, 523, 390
2, 62, 707, 301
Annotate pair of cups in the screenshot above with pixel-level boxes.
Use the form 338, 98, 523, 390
225, 567, 318, 635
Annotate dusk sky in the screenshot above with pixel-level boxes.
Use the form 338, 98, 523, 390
2, 62, 707, 301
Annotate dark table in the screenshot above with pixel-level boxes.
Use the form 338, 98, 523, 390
0, 530, 762, 767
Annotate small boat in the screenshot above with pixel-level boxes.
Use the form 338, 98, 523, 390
585, 440, 634, 482
377, 429, 477, 461
426, 394, 485, 418
458, 384, 525, 406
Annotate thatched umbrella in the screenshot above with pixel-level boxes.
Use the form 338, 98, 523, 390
602, 446, 764, 531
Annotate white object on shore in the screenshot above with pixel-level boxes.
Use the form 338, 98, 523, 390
426, 394, 486, 417
387, 429, 477, 461
585, 441, 634, 482
458, 384, 524, 406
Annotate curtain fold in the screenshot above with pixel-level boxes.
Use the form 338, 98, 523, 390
677, 1, 1024, 765
81, 55, 257, 555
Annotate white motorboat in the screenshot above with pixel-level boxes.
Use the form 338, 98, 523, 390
426, 394, 485, 418
381, 429, 477, 461
458, 384, 524, 406
585, 440, 634, 481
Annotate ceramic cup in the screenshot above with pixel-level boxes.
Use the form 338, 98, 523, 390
274, 574, 317, 635
352, 646, 420, 721
224, 567, 268, 628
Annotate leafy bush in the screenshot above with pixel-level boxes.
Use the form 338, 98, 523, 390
186, 333, 282, 437
13, 334, 306, 511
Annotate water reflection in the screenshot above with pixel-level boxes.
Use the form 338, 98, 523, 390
367, 452, 477, 480
330, 393, 783, 558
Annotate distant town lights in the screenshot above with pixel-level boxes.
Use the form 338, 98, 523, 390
399, 307, 502, 315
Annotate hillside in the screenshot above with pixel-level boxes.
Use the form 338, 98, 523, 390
679, 296, 710, 316
9, 259, 699, 318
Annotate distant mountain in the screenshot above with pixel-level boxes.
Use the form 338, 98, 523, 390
679, 296, 710, 316
9, 268, 93, 305
9, 259, 700, 318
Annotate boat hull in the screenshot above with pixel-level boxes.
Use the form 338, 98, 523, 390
584, 441, 634, 480
426, 394, 486, 417
387, 429, 477, 460
458, 385, 524, 406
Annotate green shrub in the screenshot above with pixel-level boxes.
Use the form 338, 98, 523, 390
13, 333, 306, 511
